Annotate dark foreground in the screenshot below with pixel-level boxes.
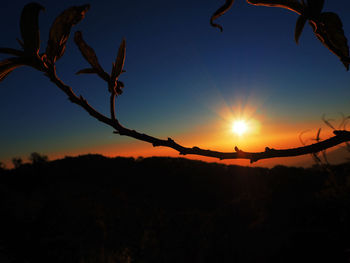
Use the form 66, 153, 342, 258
1, 155, 350, 262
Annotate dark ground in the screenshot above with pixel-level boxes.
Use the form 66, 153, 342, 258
1, 154, 350, 262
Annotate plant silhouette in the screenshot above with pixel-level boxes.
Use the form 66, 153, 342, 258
1, 155, 350, 262
11, 157, 22, 169
29, 152, 48, 164
0, 1, 350, 163
211, 0, 349, 69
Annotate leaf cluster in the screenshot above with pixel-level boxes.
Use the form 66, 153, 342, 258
74, 31, 126, 95
0, 1, 349, 164
211, 0, 350, 70
0, 2, 90, 81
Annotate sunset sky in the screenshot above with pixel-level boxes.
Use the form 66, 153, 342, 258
1, 0, 350, 168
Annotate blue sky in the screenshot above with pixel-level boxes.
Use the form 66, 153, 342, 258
1, 0, 350, 167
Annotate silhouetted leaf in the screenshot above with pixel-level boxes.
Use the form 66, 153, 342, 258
294, 15, 307, 44
74, 31, 109, 81
20, 2, 45, 55
111, 39, 126, 82
312, 152, 321, 164
46, 4, 90, 64
76, 68, 98, 75
306, 0, 324, 18
0, 48, 25, 56
322, 114, 335, 130
299, 129, 311, 145
210, 0, 234, 32
313, 12, 349, 70
0, 57, 26, 82
16, 38, 25, 49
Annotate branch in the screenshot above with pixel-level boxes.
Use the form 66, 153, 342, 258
110, 92, 117, 121
2, 2, 350, 165
44, 65, 350, 163
246, 0, 304, 15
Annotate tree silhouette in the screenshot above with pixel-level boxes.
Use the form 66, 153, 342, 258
29, 152, 48, 164
0, 1, 350, 163
0, 161, 5, 171
12, 157, 23, 169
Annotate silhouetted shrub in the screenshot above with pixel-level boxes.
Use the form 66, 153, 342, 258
0, 155, 349, 262
29, 152, 48, 164
11, 157, 22, 169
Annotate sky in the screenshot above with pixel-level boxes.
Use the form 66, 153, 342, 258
1, 0, 350, 168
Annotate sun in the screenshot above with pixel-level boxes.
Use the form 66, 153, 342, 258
232, 120, 248, 136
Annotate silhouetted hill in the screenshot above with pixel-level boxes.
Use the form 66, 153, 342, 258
1, 155, 350, 262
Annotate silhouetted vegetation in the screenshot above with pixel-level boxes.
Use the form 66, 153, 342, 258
0, 161, 5, 171
1, 2, 349, 163
11, 157, 22, 169
29, 152, 48, 164
0, 2, 349, 261
1, 155, 349, 262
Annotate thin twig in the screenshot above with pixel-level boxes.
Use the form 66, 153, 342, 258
110, 92, 116, 121
246, 0, 304, 15
45, 65, 350, 163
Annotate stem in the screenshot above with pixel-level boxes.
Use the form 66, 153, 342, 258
45, 66, 350, 163
110, 92, 116, 121
246, 0, 304, 15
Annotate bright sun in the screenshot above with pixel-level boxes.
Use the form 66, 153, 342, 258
232, 120, 248, 136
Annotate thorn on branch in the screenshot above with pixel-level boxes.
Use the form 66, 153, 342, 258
152, 141, 161, 147
265, 147, 275, 152
234, 146, 243, 153
167, 138, 175, 144
79, 95, 87, 103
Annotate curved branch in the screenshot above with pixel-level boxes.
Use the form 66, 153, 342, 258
246, 0, 304, 15
210, 0, 235, 32
45, 66, 350, 164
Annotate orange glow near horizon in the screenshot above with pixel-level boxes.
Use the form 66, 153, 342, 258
2, 97, 346, 169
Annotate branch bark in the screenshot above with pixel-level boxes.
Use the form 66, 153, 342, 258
2, 2, 349, 165
246, 0, 304, 15
45, 65, 350, 164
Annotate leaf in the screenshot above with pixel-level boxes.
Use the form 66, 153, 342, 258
322, 114, 335, 130
210, 0, 234, 32
312, 152, 321, 164
313, 12, 349, 70
16, 38, 25, 49
0, 48, 25, 56
45, 4, 90, 64
76, 68, 98, 75
111, 39, 126, 82
306, 0, 324, 18
0, 57, 26, 82
294, 15, 307, 44
74, 31, 109, 81
20, 2, 45, 55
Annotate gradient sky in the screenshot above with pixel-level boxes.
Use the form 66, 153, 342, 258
1, 0, 350, 168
